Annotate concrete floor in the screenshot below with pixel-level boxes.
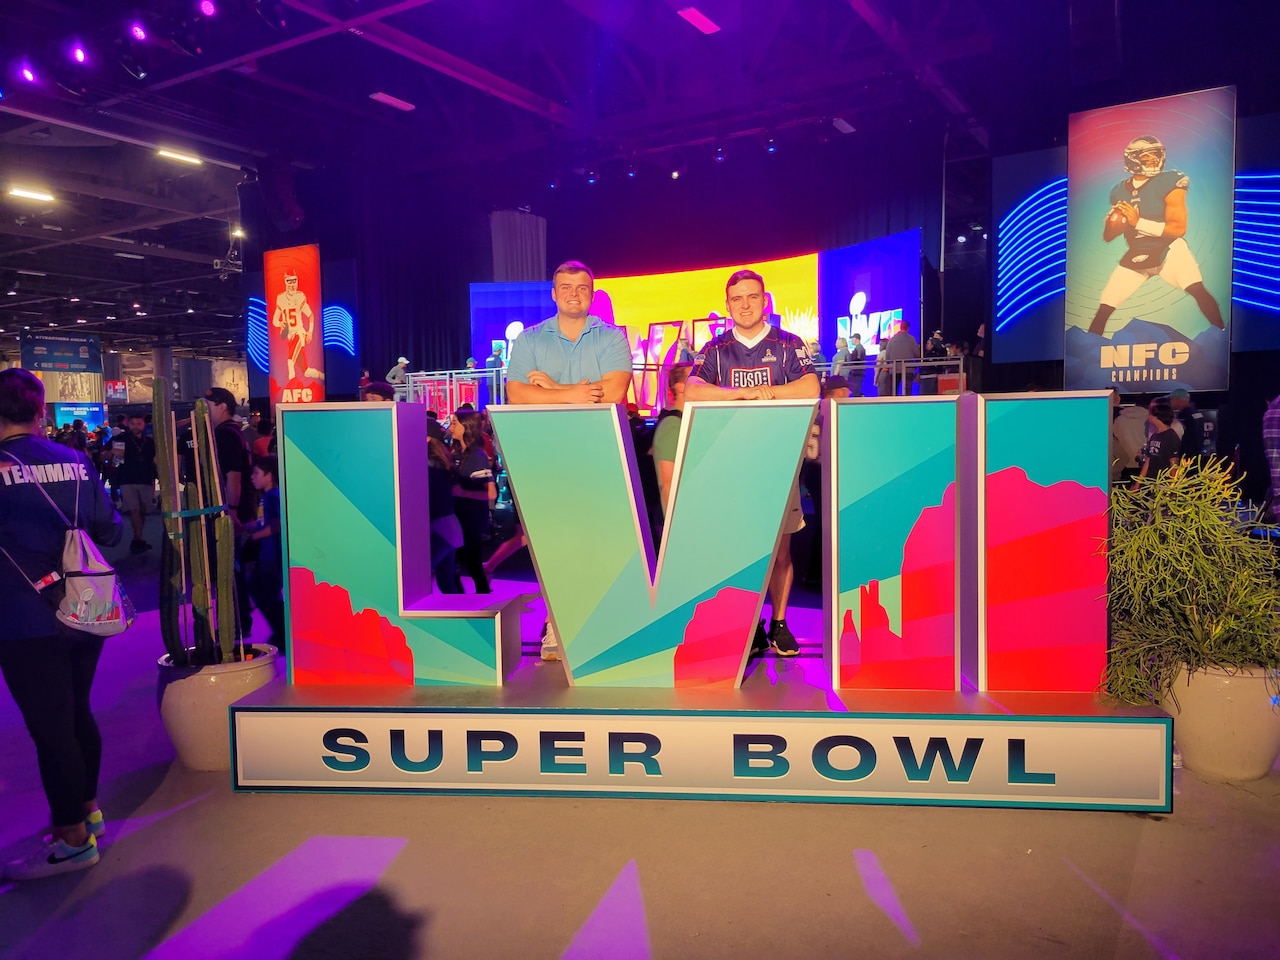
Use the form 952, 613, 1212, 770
1, 514, 1278, 959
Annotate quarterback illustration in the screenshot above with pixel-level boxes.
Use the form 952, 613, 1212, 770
1087, 137, 1225, 336
271, 270, 324, 381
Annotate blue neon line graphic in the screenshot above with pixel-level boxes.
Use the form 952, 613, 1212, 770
247, 296, 269, 372
1233, 295, 1280, 311
995, 177, 1068, 327
321, 304, 356, 356
1232, 171, 1280, 315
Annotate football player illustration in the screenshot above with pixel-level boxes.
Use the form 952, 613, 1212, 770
271, 270, 325, 381
1087, 137, 1225, 336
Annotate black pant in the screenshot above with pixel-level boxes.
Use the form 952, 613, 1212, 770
454, 497, 491, 593
248, 558, 286, 652
0, 633, 104, 827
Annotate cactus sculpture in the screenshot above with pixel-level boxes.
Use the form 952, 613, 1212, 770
153, 381, 242, 666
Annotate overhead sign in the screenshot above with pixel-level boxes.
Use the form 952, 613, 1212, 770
20, 332, 102, 373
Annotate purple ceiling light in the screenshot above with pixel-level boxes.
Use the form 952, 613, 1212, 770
130, 22, 147, 42
677, 7, 721, 35
199, 1, 217, 16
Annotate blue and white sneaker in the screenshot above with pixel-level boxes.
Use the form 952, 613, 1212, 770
3, 834, 99, 880
85, 809, 105, 839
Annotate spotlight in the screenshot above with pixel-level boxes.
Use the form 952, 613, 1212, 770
9, 186, 55, 202
766, 138, 777, 154
956, 235, 967, 244
670, 169, 681, 180
198, 0, 217, 15
231, 226, 245, 238
20, 65, 36, 83
714, 147, 725, 163
72, 45, 87, 65
626, 165, 637, 179
188, 308, 194, 314
120, 52, 148, 80
586, 170, 598, 185
548, 179, 558, 190
129, 22, 147, 42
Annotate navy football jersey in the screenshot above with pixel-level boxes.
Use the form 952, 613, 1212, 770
690, 325, 816, 389
1109, 169, 1189, 269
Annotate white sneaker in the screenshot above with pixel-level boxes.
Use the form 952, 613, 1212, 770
4, 835, 99, 880
540, 621, 561, 662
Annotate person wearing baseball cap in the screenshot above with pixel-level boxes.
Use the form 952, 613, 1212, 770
387, 358, 410, 385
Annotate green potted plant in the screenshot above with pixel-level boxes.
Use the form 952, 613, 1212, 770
152, 381, 279, 771
1105, 457, 1280, 780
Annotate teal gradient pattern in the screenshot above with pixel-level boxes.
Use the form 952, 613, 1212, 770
835, 401, 958, 597
985, 396, 1110, 491
490, 402, 816, 686
281, 406, 500, 685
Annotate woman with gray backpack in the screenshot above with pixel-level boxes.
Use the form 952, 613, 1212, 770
0, 368, 125, 879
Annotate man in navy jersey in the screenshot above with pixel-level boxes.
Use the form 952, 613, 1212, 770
1087, 137, 1225, 336
686, 269, 820, 657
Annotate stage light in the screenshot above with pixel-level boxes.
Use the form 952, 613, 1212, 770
677, 7, 721, 34
714, 147, 725, 163
72, 45, 87, 64
231, 226, 245, 238
20, 65, 36, 83
120, 52, 148, 80
548, 179, 558, 190
983, 233, 988, 240
766, 139, 777, 154
627, 165, 637, 179
69, 296, 80, 302
956, 235, 967, 243
132, 302, 141, 309
157, 148, 203, 165
670, 169, 681, 180
130, 22, 147, 42
8, 186, 55, 202
586, 170, 598, 184
76, 318, 86, 323
198, 0, 217, 15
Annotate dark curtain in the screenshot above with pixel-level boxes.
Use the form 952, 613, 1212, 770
355, 177, 492, 376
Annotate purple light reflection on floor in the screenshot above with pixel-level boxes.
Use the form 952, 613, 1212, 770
1063, 858, 1182, 960
143, 836, 407, 960
853, 849, 921, 947
106, 793, 212, 845
561, 859, 651, 960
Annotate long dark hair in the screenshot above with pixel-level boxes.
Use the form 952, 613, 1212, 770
455, 411, 486, 454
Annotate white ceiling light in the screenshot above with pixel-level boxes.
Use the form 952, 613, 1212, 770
157, 148, 203, 165
8, 186, 55, 202
114, 252, 146, 260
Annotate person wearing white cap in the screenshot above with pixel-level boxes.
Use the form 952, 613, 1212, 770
386, 357, 410, 384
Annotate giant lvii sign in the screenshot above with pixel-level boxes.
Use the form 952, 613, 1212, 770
232, 395, 1162, 811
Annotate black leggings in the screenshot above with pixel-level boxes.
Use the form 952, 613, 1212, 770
0, 633, 104, 827
454, 497, 491, 594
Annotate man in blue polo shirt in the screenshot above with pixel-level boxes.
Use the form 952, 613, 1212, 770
506, 260, 632, 661
686, 269, 820, 657
505, 261, 632, 406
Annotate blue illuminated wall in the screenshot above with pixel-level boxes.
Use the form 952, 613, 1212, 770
992, 114, 1280, 361
817, 228, 922, 355
991, 148, 1067, 363
469, 282, 554, 367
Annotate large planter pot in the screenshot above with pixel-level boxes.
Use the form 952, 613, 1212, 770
1163, 666, 1280, 781
157, 645, 281, 771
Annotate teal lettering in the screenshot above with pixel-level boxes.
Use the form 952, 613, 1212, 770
389, 728, 443, 773
733, 734, 790, 778
894, 736, 983, 783
539, 731, 587, 774
812, 735, 877, 781
321, 727, 371, 772
1007, 739, 1056, 785
608, 733, 662, 776
466, 730, 518, 772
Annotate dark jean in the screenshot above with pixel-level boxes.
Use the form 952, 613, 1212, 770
0, 632, 104, 827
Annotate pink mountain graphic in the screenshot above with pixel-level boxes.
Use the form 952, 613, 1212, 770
984, 466, 1107, 692
841, 484, 957, 689
290, 567, 415, 685
673, 587, 760, 687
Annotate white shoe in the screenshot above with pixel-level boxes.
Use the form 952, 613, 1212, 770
4, 835, 99, 880
540, 621, 561, 662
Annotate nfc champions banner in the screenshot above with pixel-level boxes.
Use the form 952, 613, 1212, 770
1065, 87, 1235, 392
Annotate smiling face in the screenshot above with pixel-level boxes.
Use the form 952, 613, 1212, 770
725, 277, 768, 332
552, 270, 594, 322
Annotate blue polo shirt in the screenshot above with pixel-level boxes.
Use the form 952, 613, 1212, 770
505, 315, 632, 386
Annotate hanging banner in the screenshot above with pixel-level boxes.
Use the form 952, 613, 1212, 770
264, 243, 325, 405
104, 379, 129, 403
1065, 87, 1235, 392
20, 333, 102, 373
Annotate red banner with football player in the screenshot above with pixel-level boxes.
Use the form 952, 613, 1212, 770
1065, 86, 1235, 392
265, 244, 325, 405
